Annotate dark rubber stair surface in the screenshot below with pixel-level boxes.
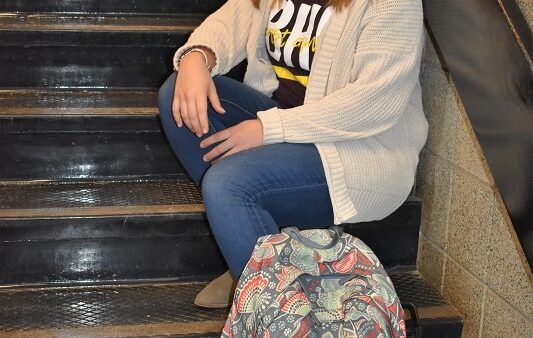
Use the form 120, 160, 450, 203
0, 179, 203, 217
0, 269, 462, 338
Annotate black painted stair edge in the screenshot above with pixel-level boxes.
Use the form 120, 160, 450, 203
0, 0, 226, 15
0, 269, 462, 338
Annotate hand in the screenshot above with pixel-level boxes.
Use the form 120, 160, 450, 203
200, 119, 264, 161
172, 50, 225, 137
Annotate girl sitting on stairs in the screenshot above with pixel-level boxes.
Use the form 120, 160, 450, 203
158, 0, 428, 308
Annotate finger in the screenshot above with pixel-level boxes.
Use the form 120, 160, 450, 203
171, 96, 183, 127
200, 129, 231, 149
208, 82, 226, 114
219, 145, 242, 159
180, 98, 191, 132
204, 139, 234, 162
186, 96, 202, 136
197, 96, 209, 135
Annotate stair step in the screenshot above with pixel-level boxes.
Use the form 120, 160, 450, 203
0, 13, 198, 88
0, 88, 182, 180
0, 269, 462, 338
0, 0, 226, 15
0, 89, 157, 116
0, 90, 185, 179
0, 177, 420, 284
0, 179, 202, 217
0, 13, 203, 32
0, 125, 185, 179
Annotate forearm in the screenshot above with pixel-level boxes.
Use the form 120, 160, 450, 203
257, 50, 421, 145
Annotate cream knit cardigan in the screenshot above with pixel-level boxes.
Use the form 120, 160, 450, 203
173, 0, 428, 225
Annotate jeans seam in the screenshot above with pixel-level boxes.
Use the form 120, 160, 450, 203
207, 118, 218, 133
252, 183, 328, 201
219, 98, 259, 119
252, 202, 271, 236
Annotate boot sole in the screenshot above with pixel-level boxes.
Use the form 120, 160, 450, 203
194, 299, 232, 309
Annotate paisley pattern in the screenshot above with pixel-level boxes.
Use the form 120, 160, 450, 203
221, 228, 406, 338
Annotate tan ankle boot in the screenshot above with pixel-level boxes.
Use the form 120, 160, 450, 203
194, 270, 237, 308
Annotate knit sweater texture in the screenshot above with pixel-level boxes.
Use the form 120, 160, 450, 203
173, 0, 428, 225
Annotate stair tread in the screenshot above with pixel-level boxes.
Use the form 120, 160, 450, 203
0, 179, 204, 218
0, 269, 461, 337
0, 89, 158, 116
0, 13, 203, 32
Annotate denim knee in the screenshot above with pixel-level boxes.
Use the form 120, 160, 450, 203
201, 158, 249, 207
201, 161, 230, 205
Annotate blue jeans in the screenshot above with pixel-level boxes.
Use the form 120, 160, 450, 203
158, 73, 334, 278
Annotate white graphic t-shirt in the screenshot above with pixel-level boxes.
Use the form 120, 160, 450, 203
266, 0, 333, 108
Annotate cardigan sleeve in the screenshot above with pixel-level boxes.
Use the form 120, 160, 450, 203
173, 0, 256, 76
257, 0, 425, 145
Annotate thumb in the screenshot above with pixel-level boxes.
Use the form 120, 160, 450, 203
208, 82, 226, 114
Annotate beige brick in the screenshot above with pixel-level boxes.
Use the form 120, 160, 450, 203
417, 150, 452, 249
443, 258, 485, 338
453, 110, 494, 185
481, 290, 533, 338
419, 62, 460, 161
422, 30, 442, 68
515, 0, 533, 30
447, 170, 493, 278
417, 234, 445, 292
486, 204, 533, 318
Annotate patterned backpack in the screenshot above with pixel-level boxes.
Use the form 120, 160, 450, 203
221, 226, 406, 338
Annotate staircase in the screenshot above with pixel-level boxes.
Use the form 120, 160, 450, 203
0, 1, 462, 337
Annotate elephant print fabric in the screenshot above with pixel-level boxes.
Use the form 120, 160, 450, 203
221, 228, 406, 337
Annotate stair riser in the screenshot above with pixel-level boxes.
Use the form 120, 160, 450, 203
0, 214, 227, 285
0, 237, 228, 284
0, 26, 198, 88
344, 199, 420, 268
0, 116, 186, 180
419, 320, 464, 338
0, 132, 184, 180
0, 202, 419, 285
0, 116, 161, 133
0, 42, 179, 88
0, 31, 247, 88
0, 214, 226, 285
0, 0, 226, 14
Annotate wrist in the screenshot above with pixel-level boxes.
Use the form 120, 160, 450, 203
180, 52, 210, 72
179, 47, 214, 72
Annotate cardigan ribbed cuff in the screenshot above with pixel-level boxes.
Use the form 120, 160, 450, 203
173, 43, 220, 76
257, 108, 284, 145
